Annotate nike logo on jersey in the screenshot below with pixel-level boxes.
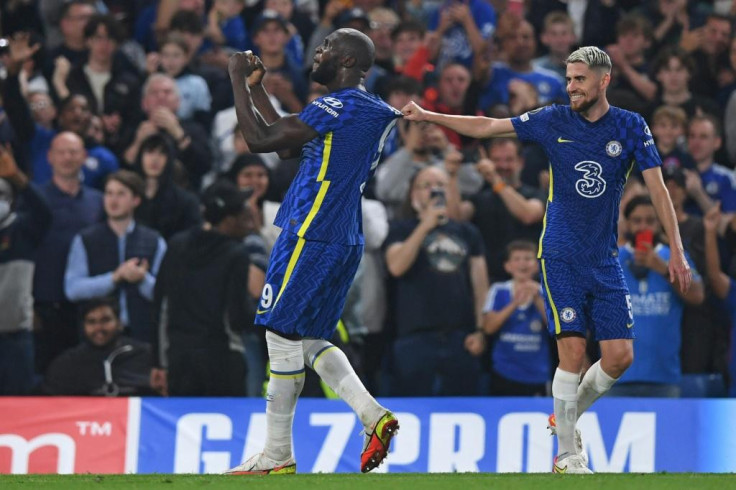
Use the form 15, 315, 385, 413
256, 309, 270, 315
557, 137, 574, 143
627, 323, 634, 329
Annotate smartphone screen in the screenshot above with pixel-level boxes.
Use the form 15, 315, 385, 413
635, 229, 654, 251
430, 187, 446, 208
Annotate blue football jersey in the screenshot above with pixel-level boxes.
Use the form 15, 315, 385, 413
275, 87, 401, 245
511, 105, 662, 264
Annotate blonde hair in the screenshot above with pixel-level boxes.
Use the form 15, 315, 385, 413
566, 46, 612, 73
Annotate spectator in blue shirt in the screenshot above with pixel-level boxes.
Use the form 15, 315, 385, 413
482, 240, 550, 396
532, 11, 576, 79
65, 170, 166, 343
2, 34, 119, 190
153, 34, 213, 129
687, 115, 736, 216
427, 0, 496, 70
611, 196, 704, 397
479, 17, 566, 112
204, 0, 250, 52
32, 132, 104, 374
251, 10, 308, 113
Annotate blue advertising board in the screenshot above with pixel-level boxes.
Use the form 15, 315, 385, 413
135, 397, 736, 474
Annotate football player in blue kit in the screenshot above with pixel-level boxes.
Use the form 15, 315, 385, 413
403, 46, 692, 473
226, 29, 401, 474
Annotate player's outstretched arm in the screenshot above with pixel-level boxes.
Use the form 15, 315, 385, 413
642, 166, 693, 293
401, 101, 516, 139
229, 51, 317, 154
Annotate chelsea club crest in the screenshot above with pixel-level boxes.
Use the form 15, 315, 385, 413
606, 140, 622, 157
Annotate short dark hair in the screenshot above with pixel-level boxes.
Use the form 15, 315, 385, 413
705, 13, 734, 27
616, 13, 653, 41
60, 0, 95, 20
106, 170, 145, 198
487, 137, 522, 156
652, 46, 695, 76
689, 113, 723, 138
84, 14, 124, 43
170, 10, 204, 35
58, 93, 91, 114
391, 20, 425, 40
624, 195, 653, 219
202, 179, 253, 225
663, 167, 686, 189
80, 297, 120, 322
505, 240, 537, 260
161, 33, 190, 55
385, 76, 423, 97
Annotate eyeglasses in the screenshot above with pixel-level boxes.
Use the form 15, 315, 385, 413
30, 100, 51, 111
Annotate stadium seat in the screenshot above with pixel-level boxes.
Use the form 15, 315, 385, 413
679, 374, 727, 398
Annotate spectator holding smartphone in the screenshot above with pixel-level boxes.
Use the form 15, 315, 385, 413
612, 195, 704, 397
383, 166, 488, 396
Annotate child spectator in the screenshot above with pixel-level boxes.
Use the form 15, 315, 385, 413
606, 14, 657, 111
651, 105, 696, 172
204, 0, 250, 52
533, 11, 577, 79
482, 240, 550, 396
155, 35, 213, 128
265, 0, 310, 69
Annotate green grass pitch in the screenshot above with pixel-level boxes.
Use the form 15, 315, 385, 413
1, 473, 734, 490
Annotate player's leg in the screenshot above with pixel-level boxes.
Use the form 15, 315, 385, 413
579, 261, 635, 417
225, 330, 304, 475
227, 232, 306, 475
576, 341, 631, 417
303, 339, 386, 431
300, 243, 398, 472
302, 337, 397, 472
553, 334, 585, 459
540, 258, 591, 473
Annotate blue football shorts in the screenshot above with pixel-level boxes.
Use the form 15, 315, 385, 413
539, 257, 635, 341
254, 231, 363, 339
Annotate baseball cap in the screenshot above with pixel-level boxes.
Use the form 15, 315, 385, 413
251, 9, 289, 35
336, 8, 370, 30
202, 180, 253, 225
662, 166, 686, 188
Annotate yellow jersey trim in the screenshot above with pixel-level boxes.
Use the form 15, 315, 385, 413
625, 159, 635, 180
273, 237, 306, 308
538, 164, 553, 258
541, 259, 561, 334
297, 132, 333, 237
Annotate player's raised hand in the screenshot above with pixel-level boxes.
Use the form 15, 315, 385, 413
703, 202, 721, 234
418, 198, 447, 231
402, 101, 428, 122
669, 246, 692, 293
228, 50, 256, 78
247, 55, 267, 88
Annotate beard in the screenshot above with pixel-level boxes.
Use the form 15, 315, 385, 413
570, 93, 599, 114
311, 57, 339, 85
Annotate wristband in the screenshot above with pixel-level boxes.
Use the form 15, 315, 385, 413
492, 181, 506, 193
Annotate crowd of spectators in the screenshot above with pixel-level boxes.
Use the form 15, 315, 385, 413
1, 0, 736, 398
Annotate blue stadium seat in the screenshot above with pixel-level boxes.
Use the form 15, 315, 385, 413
679, 374, 727, 398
